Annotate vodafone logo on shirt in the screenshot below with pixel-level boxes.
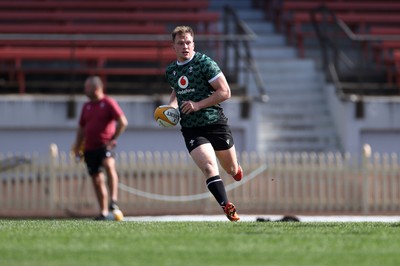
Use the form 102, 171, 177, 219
178, 76, 189, 89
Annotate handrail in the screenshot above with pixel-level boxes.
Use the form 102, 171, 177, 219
223, 5, 268, 102
335, 19, 400, 42
310, 5, 400, 98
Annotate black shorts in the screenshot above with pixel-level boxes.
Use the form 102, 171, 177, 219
83, 146, 114, 176
181, 124, 234, 153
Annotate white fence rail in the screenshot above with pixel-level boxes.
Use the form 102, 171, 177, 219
1, 144, 399, 218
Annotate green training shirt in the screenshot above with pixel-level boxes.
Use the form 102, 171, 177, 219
165, 52, 228, 128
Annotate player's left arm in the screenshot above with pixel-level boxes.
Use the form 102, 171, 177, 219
181, 73, 231, 114
108, 114, 128, 149
113, 114, 128, 140
73, 126, 85, 157
108, 97, 128, 143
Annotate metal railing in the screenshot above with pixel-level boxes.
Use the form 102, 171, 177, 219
310, 5, 400, 98
1, 144, 399, 218
223, 5, 268, 102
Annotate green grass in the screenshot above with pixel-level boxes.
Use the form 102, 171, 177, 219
0, 220, 400, 266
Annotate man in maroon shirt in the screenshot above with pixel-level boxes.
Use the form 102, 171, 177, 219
73, 76, 128, 220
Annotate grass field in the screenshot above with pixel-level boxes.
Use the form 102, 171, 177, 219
1, 219, 400, 266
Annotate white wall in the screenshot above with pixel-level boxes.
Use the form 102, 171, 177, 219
0, 95, 255, 155
2, 89, 400, 156
326, 84, 400, 155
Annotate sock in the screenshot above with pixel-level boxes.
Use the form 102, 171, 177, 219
206, 175, 228, 207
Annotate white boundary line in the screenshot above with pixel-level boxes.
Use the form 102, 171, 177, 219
118, 164, 268, 202
124, 215, 400, 222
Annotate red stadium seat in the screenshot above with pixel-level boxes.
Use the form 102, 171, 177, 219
285, 12, 400, 57
0, 0, 209, 12
393, 50, 400, 88
0, 47, 176, 93
0, 0, 221, 94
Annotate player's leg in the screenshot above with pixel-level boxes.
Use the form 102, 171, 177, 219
215, 145, 243, 181
190, 143, 219, 178
208, 124, 243, 181
84, 148, 110, 220
190, 143, 229, 205
182, 127, 240, 221
91, 172, 109, 218
103, 156, 119, 210
190, 143, 239, 221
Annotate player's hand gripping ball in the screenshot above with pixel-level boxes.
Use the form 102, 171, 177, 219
154, 105, 180, 127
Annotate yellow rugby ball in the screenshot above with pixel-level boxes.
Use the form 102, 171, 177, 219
113, 209, 124, 221
154, 105, 180, 127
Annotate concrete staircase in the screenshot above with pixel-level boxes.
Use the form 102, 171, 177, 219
210, 0, 340, 152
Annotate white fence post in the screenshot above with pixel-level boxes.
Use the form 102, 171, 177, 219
2, 148, 400, 217
362, 144, 372, 214
48, 143, 59, 217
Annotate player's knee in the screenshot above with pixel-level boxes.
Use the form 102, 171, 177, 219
103, 158, 115, 169
91, 174, 103, 186
202, 162, 217, 177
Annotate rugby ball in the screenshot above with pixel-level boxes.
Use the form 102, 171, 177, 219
113, 209, 124, 221
154, 105, 180, 127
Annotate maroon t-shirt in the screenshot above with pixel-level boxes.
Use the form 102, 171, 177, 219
79, 96, 124, 151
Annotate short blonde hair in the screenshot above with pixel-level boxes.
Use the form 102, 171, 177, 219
171, 25, 194, 42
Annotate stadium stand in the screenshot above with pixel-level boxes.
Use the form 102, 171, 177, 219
274, 1, 400, 32
264, 0, 400, 95
0, 1, 209, 12
0, 47, 176, 93
0, 24, 167, 35
0, 12, 219, 32
0, 0, 220, 94
267, 1, 400, 56
285, 13, 400, 57
393, 50, 400, 88
370, 28, 400, 84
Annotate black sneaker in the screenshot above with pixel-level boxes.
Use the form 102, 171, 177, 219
109, 201, 120, 211
94, 214, 108, 221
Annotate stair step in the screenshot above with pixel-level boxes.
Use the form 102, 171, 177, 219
252, 47, 297, 59
265, 81, 323, 92
261, 69, 322, 81
237, 10, 265, 21
262, 100, 327, 110
262, 115, 332, 124
265, 92, 322, 100
245, 21, 275, 34
252, 35, 287, 47
267, 93, 325, 103
266, 87, 321, 95
261, 127, 336, 138
256, 59, 315, 72
262, 118, 333, 128
261, 107, 329, 117
209, 0, 251, 9
210, 0, 340, 152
